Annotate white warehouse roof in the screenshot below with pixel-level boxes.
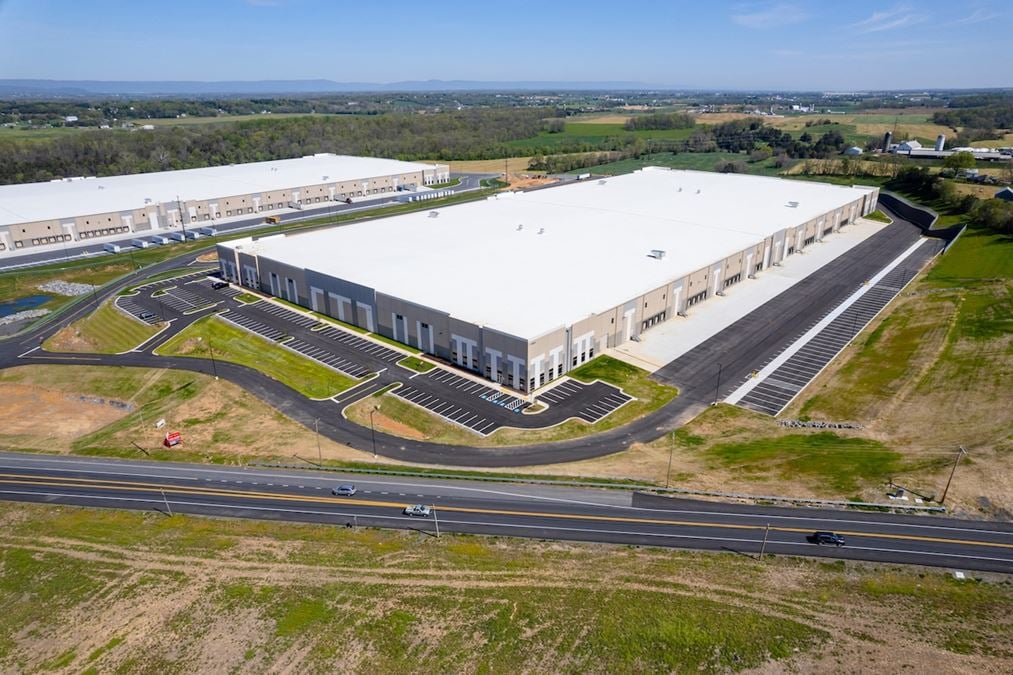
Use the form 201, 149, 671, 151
0, 154, 441, 227
225, 168, 876, 340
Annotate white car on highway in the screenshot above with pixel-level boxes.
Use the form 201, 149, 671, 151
403, 504, 432, 517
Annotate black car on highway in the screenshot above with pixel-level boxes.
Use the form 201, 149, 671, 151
812, 531, 846, 546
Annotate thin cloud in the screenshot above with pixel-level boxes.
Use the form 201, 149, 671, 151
851, 4, 929, 33
731, 3, 810, 29
953, 8, 1001, 25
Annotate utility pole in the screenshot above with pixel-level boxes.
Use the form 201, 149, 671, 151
759, 523, 770, 560
665, 430, 675, 489
432, 505, 440, 537
315, 417, 321, 463
940, 446, 967, 504
713, 362, 723, 405
161, 489, 173, 517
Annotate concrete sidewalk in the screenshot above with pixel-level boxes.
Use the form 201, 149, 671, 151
608, 216, 892, 373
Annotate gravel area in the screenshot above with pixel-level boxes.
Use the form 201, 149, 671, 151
37, 281, 97, 296
0, 308, 49, 327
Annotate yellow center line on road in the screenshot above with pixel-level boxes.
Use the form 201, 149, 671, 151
1, 474, 1011, 550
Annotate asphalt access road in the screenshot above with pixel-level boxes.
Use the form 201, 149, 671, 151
0, 173, 489, 271
0, 453, 1009, 573
2, 205, 937, 467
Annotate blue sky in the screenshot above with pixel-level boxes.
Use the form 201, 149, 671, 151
0, 0, 1009, 89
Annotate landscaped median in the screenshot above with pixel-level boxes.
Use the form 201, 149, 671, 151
344, 355, 677, 447
155, 314, 357, 399
43, 299, 164, 354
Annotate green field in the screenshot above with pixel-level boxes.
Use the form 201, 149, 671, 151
567, 151, 784, 177
397, 355, 436, 373
43, 299, 162, 354
864, 209, 893, 223
505, 122, 696, 152
156, 315, 357, 398
1, 500, 1009, 672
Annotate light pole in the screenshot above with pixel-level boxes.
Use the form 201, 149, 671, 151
665, 430, 675, 489
713, 362, 723, 405
369, 405, 380, 458
207, 339, 218, 379
315, 417, 321, 463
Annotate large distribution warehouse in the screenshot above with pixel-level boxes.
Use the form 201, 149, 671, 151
0, 154, 449, 253
218, 168, 879, 392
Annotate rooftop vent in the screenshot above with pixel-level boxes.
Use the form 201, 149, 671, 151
538, 227, 545, 235
516, 224, 524, 231
787, 201, 799, 208
648, 249, 666, 259
598, 179, 607, 185
677, 187, 683, 192
696, 189, 701, 194
322, 175, 329, 181
428, 211, 439, 218
143, 198, 152, 204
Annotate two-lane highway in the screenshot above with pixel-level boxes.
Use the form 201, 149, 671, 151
1, 453, 1010, 573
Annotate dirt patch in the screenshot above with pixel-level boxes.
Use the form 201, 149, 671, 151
195, 251, 218, 263
442, 157, 533, 174
44, 324, 97, 352
0, 383, 127, 450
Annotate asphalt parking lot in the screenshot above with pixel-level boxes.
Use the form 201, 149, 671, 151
536, 379, 633, 423
734, 240, 939, 416
122, 280, 639, 433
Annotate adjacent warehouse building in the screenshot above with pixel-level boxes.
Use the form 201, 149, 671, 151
218, 168, 880, 393
0, 154, 449, 253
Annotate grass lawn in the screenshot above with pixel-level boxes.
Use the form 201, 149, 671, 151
43, 300, 162, 354
925, 226, 1013, 286
397, 355, 436, 373
346, 355, 677, 447
234, 292, 260, 304
568, 152, 783, 177
863, 209, 892, 223
155, 315, 357, 398
365, 330, 420, 354
1, 500, 1009, 672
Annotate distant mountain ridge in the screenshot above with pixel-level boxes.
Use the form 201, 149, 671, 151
0, 78, 663, 97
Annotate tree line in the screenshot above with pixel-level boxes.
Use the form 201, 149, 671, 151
623, 112, 694, 130
0, 109, 545, 184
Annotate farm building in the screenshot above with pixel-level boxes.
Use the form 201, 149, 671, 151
0, 154, 449, 253
218, 168, 880, 392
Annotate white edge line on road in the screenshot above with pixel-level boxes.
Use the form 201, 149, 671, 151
0, 489, 1009, 567
16, 346, 40, 359
725, 238, 927, 405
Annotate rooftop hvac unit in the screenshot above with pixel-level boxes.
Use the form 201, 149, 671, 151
428, 211, 439, 218
648, 249, 666, 259
516, 224, 524, 231
678, 187, 683, 192
538, 228, 545, 235
696, 189, 701, 194
787, 201, 799, 208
